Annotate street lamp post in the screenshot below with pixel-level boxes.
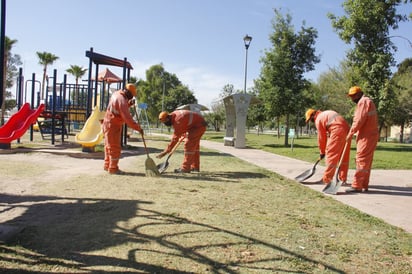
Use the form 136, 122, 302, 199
243, 34, 252, 93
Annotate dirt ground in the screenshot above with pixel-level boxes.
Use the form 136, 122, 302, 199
0, 138, 145, 226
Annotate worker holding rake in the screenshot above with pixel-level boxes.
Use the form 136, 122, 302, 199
157, 110, 207, 173
345, 86, 379, 193
305, 108, 351, 186
102, 83, 143, 175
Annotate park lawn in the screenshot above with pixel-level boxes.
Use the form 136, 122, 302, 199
0, 136, 411, 273
203, 131, 412, 170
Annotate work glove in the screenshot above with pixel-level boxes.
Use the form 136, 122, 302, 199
128, 99, 136, 107
156, 151, 168, 159
319, 154, 325, 160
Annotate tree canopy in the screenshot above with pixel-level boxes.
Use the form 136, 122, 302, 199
36, 51, 59, 100
328, 0, 409, 129
389, 58, 412, 142
135, 64, 197, 123
256, 9, 319, 145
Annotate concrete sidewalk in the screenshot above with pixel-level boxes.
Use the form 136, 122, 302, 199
200, 140, 412, 233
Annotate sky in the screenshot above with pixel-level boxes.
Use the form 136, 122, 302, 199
4, 0, 412, 109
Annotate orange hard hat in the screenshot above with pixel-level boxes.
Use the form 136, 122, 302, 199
158, 111, 169, 122
348, 86, 362, 96
305, 108, 316, 123
125, 83, 137, 97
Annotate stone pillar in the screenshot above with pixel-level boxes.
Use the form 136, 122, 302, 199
223, 93, 256, 148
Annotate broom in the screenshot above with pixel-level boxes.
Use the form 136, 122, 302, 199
141, 133, 160, 177
133, 104, 159, 176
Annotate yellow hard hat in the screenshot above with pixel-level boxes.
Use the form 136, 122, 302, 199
348, 86, 362, 96
305, 108, 316, 123
158, 111, 169, 122
125, 83, 137, 97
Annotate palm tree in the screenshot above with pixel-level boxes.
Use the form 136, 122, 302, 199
36, 51, 59, 100
66, 65, 87, 105
1, 37, 17, 125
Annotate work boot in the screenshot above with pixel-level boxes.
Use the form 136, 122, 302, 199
109, 169, 126, 175
317, 179, 329, 184
191, 168, 200, 173
174, 168, 190, 173
345, 187, 362, 193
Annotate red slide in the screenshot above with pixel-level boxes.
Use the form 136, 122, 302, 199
0, 103, 45, 144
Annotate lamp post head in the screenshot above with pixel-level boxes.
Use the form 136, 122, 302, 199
243, 34, 252, 49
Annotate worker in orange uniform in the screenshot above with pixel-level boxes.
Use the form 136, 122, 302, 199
305, 109, 351, 186
156, 110, 207, 173
345, 86, 379, 193
102, 83, 143, 174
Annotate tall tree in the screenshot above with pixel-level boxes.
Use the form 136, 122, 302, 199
256, 9, 319, 146
328, 0, 409, 130
36, 51, 59, 100
136, 64, 197, 123
389, 58, 412, 142
314, 61, 353, 118
66, 65, 87, 105
1, 36, 17, 125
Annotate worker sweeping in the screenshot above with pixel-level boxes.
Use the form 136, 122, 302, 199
345, 86, 379, 193
156, 110, 207, 173
102, 83, 143, 174
305, 108, 351, 186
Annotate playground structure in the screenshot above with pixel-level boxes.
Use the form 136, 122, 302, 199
0, 48, 135, 150
0, 103, 45, 149
74, 106, 106, 152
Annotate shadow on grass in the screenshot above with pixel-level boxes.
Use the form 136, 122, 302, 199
376, 144, 412, 152
0, 193, 345, 274
0, 143, 154, 160
160, 171, 270, 183
263, 143, 316, 149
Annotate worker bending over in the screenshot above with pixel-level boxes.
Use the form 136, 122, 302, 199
157, 110, 207, 173
305, 109, 351, 185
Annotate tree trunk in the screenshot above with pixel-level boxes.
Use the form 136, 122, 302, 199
284, 113, 289, 147
41, 66, 47, 100
276, 117, 280, 139
400, 123, 404, 143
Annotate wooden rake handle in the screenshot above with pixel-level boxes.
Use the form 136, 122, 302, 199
335, 140, 349, 182
132, 104, 149, 156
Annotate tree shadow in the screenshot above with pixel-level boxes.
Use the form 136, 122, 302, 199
0, 193, 345, 273
0, 144, 150, 160
375, 144, 412, 152
365, 185, 412, 196
264, 143, 316, 149
160, 171, 270, 183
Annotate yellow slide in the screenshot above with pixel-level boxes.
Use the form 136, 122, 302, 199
75, 107, 106, 152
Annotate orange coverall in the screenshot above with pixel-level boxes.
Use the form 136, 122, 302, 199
165, 110, 207, 171
314, 110, 350, 183
347, 95, 379, 190
102, 90, 142, 173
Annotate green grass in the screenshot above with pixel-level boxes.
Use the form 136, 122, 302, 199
203, 131, 412, 169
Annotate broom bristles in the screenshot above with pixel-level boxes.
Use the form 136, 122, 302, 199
145, 157, 160, 176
